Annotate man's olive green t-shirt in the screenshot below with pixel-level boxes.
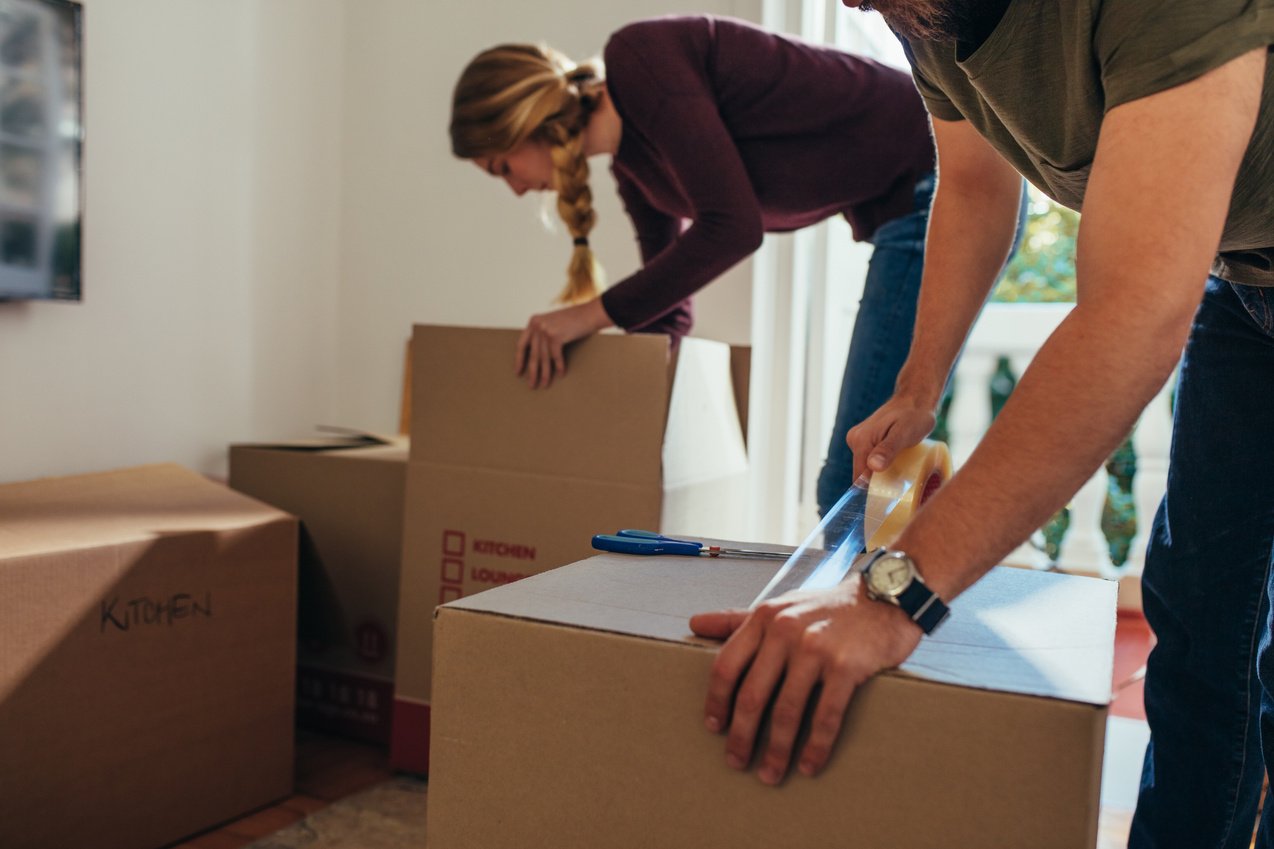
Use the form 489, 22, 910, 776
902, 0, 1274, 287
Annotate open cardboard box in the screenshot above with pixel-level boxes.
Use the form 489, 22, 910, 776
391, 325, 750, 772
427, 549, 1116, 848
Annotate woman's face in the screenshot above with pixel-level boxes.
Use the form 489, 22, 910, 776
475, 140, 555, 196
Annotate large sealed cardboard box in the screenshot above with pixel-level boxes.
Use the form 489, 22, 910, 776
392, 325, 750, 772
229, 434, 408, 744
0, 464, 297, 849
428, 551, 1116, 848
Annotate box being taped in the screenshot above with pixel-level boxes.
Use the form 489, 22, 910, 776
392, 325, 749, 772
229, 433, 407, 744
428, 552, 1116, 849
0, 464, 297, 849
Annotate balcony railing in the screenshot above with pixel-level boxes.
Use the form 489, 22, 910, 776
948, 303, 1174, 578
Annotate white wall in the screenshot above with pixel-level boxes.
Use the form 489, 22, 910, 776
0, 0, 344, 483
333, 0, 760, 433
0, 0, 760, 485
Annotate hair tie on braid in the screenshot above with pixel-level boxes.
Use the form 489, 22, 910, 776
573, 237, 589, 247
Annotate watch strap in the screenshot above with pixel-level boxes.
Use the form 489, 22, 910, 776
896, 577, 950, 634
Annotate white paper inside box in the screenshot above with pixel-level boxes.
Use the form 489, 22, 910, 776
428, 552, 1117, 849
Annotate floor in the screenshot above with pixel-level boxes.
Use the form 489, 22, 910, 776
172, 612, 1159, 849
170, 732, 396, 849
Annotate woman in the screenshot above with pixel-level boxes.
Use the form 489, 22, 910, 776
450, 15, 1021, 517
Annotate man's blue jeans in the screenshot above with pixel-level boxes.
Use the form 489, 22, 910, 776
1130, 277, 1274, 848
814, 174, 1025, 515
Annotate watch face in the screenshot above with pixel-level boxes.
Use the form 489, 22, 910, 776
868, 553, 915, 597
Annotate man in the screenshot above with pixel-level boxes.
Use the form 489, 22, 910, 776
688, 2, 1274, 846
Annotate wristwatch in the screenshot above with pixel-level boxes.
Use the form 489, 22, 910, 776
857, 548, 950, 634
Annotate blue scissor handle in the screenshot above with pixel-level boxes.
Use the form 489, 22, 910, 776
617, 529, 666, 540
592, 532, 704, 557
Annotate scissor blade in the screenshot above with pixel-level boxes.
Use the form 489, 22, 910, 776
713, 548, 792, 561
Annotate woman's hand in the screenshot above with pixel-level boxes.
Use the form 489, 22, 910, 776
845, 395, 937, 480
515, 299, 614, 389
689, 577, 923, 784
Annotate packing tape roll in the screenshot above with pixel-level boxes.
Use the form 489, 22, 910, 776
865, 439, 953, 550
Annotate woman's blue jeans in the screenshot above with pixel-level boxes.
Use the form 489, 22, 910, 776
814, 173, 1026, 515
1130, 277, 1274, 848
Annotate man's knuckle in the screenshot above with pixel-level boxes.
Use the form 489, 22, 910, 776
802, 740, 831, 763
799, 628, 827, 653
813, 709, 843, 737
755, 601, 783, 622
734, 689, 766, 715
770, 703, 803, 729
826, 653, 860, 679
710, 654, 743, 683
772, 611, 807, 639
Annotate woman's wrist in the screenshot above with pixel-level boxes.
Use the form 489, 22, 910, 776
589, 295, 617, 331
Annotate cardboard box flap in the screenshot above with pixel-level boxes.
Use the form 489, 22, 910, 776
232, 435, 408, 462
0, 463, 291, 559
233, 427, 402, 454
411, 325, 671, 484
661, 338, 748, 489
442, 551, 1116, 706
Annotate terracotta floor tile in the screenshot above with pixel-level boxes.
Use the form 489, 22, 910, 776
277, 793, 329, 817
221, 804, 308, 840
172, 830, 255, 849
1112, 611, 1152, 721
297, 760, 396, 802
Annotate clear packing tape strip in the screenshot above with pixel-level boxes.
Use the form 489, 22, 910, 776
750, 440, 953, 607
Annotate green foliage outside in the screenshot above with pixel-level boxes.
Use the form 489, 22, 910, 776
991, 187, 1079, 303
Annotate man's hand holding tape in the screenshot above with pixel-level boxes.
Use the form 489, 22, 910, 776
690, 47, 1265, 786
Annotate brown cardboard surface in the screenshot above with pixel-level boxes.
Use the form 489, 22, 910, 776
229, 437, 408, 744
410, 325, 673, 483
428, 554, 1115, 848
0, 464, 297, 849
393, 462, 661, 704
446, 553, 1115, 706
0, 461, 293, 557
392, 326, 749, 772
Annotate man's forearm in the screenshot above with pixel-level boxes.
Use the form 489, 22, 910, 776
896, 164, 1021, 408
894, 294, 1193, 601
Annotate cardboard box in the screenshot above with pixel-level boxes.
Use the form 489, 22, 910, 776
392, 326, 750, 772
0, 464, 297, 849
428, 552, 1116, 848
229, 434, 408, 744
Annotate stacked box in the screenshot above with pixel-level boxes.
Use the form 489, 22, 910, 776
391, 325, 750, 772
229, 435, 407, 744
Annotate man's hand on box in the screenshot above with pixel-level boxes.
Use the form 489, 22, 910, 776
689, 578, 922, 785
515, 299, 613, 389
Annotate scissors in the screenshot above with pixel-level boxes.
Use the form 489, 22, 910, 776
591, 529, 789, 561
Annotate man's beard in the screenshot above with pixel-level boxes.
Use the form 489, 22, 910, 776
859, 0, 958, 41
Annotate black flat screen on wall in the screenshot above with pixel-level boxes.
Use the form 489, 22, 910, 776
0, 0, 81, 302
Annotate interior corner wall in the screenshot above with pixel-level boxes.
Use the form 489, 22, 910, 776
334, 0, 762, 434
0, 0, 344, 485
